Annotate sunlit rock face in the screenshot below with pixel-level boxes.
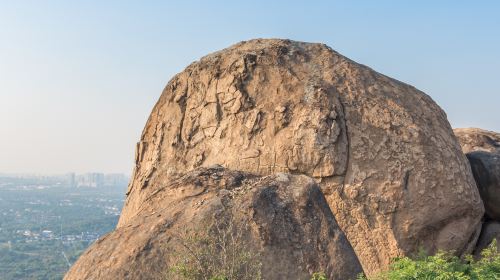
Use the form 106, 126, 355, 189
454, 128, 500, 154
72, 39, 482, 277
64, 167, 363, 280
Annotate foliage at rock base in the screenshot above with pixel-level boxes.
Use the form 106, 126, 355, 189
357, 240, 500, 280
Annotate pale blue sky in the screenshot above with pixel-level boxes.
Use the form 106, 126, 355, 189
0, 1, 499, 174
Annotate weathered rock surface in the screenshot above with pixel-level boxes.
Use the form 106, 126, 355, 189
116, 39, 483, 275
64, 167, 362, 280
454, 128, 500, 154
115, 39, 483, 274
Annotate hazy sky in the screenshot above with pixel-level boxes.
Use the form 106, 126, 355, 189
1, 1, 499, 174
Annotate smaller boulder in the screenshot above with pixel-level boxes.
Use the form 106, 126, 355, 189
64, 167, 363, 280
467, 152, 500, 220
454, 128, 500, 220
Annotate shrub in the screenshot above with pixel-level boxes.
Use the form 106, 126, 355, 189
166, 216, 332, 280
165, 216, 262, 280
357, 239, 500, 280
311, 272, 328, 280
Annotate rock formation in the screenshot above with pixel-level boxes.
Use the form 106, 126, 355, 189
455, 128, 500, 241
467, 151, 500, 220
454, 128, 500, 154
66, 39, 485, 279
65, 167, 362, 280
455, 128, 500, 219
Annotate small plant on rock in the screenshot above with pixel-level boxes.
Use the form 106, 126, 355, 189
310, 272, 327, 280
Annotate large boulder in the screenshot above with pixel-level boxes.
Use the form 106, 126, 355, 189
64, 167, 363, 280
118, 39, 483, 275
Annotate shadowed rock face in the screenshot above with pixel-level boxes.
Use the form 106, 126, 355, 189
455, 128, 500, 221
474, 221, 500, 258
467, 152, 500, 220
68, 39, 483, 278
64, 167, 363, 280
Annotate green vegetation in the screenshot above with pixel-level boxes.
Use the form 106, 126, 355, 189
166, 217, 262, 280
0, 184, 125, 280
310, 272, 328, 280
166, 216, 332, 280
357, 240, 500, 280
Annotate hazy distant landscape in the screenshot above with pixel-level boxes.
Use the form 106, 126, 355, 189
0, 175, 127, 280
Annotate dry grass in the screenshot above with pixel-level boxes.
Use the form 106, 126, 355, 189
165, 215, 262, 280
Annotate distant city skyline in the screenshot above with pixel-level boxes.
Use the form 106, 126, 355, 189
1, 1, 499, 174
0, 171, 129, 188
0, 171, 129, 177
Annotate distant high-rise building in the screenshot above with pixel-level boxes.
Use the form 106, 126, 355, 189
67, 172, 76, 188
77, 173, 105, 188
104, 173, 128, 187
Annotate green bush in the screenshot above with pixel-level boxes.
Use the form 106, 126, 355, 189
311, 272, 327, 280
166, 215, 331, 280
357, 240, 500, 280
165, 216, 262, 280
